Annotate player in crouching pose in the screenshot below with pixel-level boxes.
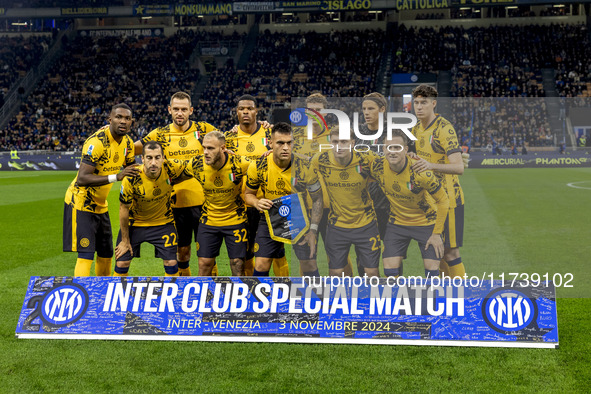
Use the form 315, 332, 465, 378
115, 141, 188, 276
370, 131, 449, 279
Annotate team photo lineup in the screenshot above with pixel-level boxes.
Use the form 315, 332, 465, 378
62, 86, 467, 280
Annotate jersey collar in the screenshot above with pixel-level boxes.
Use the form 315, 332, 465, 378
171, 120, 193, 133
240, 123, 261, 136
396, 157, 408, 175
421, 114, 440, 132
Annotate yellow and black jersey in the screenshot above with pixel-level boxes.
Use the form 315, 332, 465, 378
142, 121, 218, 208
293, 125, 332, 208
65, 125, 135, 214
246, 154, 291, 200
293, 125, 331, 158
370, 157, 449, 233
312, 150, 378, 228
224, 124, 271, 162
412, 115, 464, 208
224, 124, 271, 203
119, 160, 188, 227
187, 153, 250, 227
246, 154, 321, 200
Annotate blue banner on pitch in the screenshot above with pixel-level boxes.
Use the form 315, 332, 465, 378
16, 277, 558, 348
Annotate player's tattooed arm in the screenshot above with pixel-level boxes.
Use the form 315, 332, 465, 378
115, 203, 133, 260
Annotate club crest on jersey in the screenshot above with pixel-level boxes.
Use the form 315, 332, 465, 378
214, 176, 223, 187
153, 187, 161, 197
246, 142, 255, 153
113, 152, 120, 163
276, 179, 286, 189
179, 137, 188, 148
339, 171, 349, 180
420, 139, 425, 148
393, 183, 401, 192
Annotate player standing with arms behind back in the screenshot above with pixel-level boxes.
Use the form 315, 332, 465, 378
63, 103, 139, 276
410, 85, 466, 278
135, 92, 218, 276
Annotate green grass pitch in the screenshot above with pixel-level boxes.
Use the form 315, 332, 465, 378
0, 168, 590, 392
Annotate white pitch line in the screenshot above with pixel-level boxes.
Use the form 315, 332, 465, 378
566, 181, 591, 190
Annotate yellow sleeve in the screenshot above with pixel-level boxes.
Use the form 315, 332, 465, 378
141, 128, 159, 145
369, 157, 380, 180
165, 159, 187, 179
245, 159, 260, 190
224, 129, 237, 152
125, 137, 136, 166
240, 156, 251, 173
197, 122, 219, 138
420, 171, 449, 234
437, 123, 462, 156
119, 177, 134, 205
80, 137, 105, 167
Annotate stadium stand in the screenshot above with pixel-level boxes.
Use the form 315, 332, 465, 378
0, 35, 52, 96
0, 29, 219, 151
1, 5, 589, 152
199, 29, 385, 129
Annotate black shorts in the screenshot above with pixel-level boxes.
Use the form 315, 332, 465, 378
443, 204, 464, 249
63, 203, 113, 258
173, 206, 202, 247
324, 221, 381, 270
116, 223, 178, 262
254, 216, 285, 259
383, 223, 439, 261
246, 207, 260, 260
196, 223, 247, 259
